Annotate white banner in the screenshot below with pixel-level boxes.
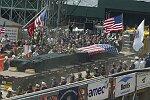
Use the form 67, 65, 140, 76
0, 27, 18, 42
137, 72, 150, 90
88, 78, 109, 100
115, 73, 136, 97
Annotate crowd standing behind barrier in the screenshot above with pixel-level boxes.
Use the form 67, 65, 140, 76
1, 53, 150, 99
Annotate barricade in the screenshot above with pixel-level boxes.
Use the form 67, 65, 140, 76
6, 68, 150, 100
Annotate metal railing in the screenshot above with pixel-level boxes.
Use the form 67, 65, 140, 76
6, 67, 150, 100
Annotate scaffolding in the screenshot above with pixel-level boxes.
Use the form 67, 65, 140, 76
0, 0, 67, 28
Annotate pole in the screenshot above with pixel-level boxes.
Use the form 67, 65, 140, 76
22, 6, 47, 29
57, 0, 61, 28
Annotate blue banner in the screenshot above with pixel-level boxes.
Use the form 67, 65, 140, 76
58, 87, 79, 100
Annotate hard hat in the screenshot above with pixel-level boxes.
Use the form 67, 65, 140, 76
5, 56, 8, 59
135, 56, 139, 60
12, 55, 16, 58
41, 82, 46, 85
36, 84, 40, 87
7, 87, 13, 91
123, 61, 127, 64
131, 60, 134, 63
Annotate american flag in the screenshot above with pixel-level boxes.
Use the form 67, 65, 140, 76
0, 22, 6, 34
35, 9, 46, 28
77, 44, 118, 55
103, 15, 123, 33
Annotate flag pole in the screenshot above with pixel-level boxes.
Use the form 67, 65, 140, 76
22, 6, 47, 29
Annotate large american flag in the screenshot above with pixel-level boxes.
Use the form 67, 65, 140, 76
0, 22, 6, 34
103, 15, 123, 33
77, 44, 118, 55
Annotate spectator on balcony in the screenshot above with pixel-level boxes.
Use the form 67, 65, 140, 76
69, 74, 75, 83
122, 61, 128, 72
110, 63, 117, 74
145, 53, 150, 68
129, 60, 135, 70
60, 77, 67, 85
26, 83, 33, 93
85, 69, 93, 79
40, 82, 47, 90
51, 78, 58, 87
6, 88, 13, 98
134, 56, 140, 69
76, 72, 84, 81
117, 61, 123, 72
140, 58, 146, 69
35, 84, 40, 91
94, 67, 100, 77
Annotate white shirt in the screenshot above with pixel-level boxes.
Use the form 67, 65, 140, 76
140, 60, 146, 69
134, 60, 140, 69
32, 51, 39, 56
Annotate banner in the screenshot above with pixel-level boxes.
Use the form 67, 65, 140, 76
88, 78, 109, 100
58, 87, 79, 100
137, 72, 150, 90
115, 73, 136, 97
0, 27, 18, 41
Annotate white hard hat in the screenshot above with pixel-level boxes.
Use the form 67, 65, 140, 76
61, 77, 65, 80
41, 82, 46, 85
135, 56, 139, 60
123, 61, 127, 64
12, 55, 16, 58
131, 60, 134, 63
22, 53, 26, 56
7, 87, 13, 91
36, 84, 40, 87
5, 56, 8, 59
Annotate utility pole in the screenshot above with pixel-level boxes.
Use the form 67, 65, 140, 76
57, 0, 61, 28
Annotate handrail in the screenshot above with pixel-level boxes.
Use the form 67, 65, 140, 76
6, 67, 150, 100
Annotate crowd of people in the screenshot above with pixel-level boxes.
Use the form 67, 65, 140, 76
0, 26, 122, 59
1, 53, 150, 99
1, 25, 149, 99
